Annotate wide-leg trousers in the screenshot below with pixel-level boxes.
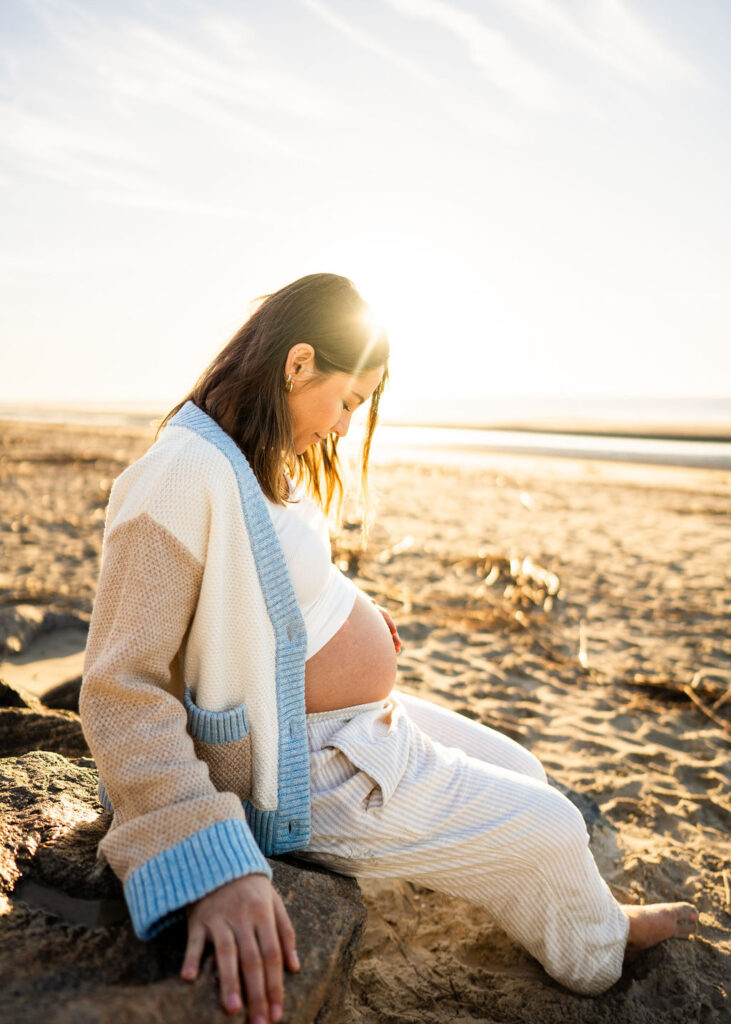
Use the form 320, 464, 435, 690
300, 691, 629, 996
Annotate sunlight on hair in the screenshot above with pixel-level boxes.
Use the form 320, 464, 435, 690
326, 237, 504, 410
353, 303, 387, 377
360, 301, 384, 338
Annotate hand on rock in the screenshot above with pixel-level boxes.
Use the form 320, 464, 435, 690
181, 874, 300, 1021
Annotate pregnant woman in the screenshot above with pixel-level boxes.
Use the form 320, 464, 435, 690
80, 273, 696, 1024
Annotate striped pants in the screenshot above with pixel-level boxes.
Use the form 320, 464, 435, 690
300, 691, 629, 996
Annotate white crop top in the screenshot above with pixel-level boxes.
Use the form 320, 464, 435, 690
265, 482, 358, 660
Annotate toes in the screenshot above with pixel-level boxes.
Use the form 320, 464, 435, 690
674, 905, 698, 938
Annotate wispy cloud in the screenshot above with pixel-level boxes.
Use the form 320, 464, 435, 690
500, 0, 702, 91
300, 0, 524, 139
1, 0, 331, 205
383, 0, 573, 111
301, 0, 437, 82
378, 0, 701, 118
89, 188, 283, 224
593, 0, 702, 87
1, 101, 154, 192
106, 20, 336, 124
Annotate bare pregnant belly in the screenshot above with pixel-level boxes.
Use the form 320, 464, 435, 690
304, 590, 398, 712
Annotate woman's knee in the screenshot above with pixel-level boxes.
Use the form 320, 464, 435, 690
532, 786, 591, 859
516, 747, 547, 784
488, 735, 548, 783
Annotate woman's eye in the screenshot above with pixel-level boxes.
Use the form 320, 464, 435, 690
342, 402, 351, 413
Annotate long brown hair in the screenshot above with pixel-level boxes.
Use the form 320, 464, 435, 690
159, 273, 389, 515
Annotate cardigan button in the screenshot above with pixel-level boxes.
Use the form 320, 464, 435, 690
285, 619, 302, 642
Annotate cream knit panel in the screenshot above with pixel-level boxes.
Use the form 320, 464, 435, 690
81, 513, 247, 880
103, 426, 280, 810
106, 426, 212, 561
178, 438, 279, 810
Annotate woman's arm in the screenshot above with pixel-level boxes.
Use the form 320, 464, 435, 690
80, 463, 299, 1018
80, 511, 271, 927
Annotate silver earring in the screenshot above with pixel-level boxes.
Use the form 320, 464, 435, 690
285, 373, 293, 393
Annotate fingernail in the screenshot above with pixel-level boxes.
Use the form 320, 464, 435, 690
270, 1005, 283, 1022
226, 994, 242, 1012
181, 966, 195, 981
292, 950, 301, 970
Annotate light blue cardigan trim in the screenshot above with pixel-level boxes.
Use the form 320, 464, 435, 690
183, 686, 250, 744
125, 819, 272, 940
171, 401, 310, 853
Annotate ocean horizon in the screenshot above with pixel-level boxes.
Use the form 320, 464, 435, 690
1, 395, 729, 429
2, 396, 730, 470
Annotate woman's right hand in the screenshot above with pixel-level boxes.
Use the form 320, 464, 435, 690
371, 599, 402, 653
181, 874, 300, 1021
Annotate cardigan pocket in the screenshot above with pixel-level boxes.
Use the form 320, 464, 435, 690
184, 687, 253, 803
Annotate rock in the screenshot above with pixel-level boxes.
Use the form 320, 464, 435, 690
0, 604, 45, 656
0, 751, 107, 897
0, 605, 88, 657
0, 678, 38, 709
0, 750, 365, 1024
42, 677, 82, 713
0, 678, 88, 759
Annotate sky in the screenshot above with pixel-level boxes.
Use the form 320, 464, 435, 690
1, 0, 730, 416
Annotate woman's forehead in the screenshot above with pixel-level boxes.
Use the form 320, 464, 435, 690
353, 364, 385, 389
324, 364, 383, 401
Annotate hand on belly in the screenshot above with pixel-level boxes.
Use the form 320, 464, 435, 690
304, 590, 399, 713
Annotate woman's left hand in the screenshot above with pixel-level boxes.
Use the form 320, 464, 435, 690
372, 600, 402, 653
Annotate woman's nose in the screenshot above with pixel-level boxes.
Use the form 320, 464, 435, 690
333, 410, 352, 438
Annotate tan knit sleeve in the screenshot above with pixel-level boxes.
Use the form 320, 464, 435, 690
80, 511, 249, 883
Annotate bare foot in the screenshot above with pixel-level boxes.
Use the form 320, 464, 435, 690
622, 902, 698, 954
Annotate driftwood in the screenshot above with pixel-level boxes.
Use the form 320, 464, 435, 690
620, 668, 731, 739
335, 526, 730, 739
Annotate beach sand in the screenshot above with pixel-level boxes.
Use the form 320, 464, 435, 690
1, 419, 729, 1023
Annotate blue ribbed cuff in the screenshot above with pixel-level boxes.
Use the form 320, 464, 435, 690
125, 819, 272, 940
97, 778, 114, 812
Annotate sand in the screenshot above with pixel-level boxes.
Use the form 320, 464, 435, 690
1, 418, 729, 1023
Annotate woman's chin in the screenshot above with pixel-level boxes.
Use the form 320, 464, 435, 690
292, 433, 325, 455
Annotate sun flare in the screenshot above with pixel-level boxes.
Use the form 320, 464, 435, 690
322, 237, 511, 408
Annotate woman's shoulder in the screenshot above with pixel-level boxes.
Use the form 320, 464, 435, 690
107, 419, 252, 533
113, 425, 226, 496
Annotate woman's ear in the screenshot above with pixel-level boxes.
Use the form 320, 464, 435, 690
284, 343, 316, 380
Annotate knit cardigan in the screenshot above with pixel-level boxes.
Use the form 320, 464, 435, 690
79, 401, 310, 940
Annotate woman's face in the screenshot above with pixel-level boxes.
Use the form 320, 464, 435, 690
286, 364, 385, 455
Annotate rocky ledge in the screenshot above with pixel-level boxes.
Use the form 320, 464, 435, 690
0, 679, 365, 1024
